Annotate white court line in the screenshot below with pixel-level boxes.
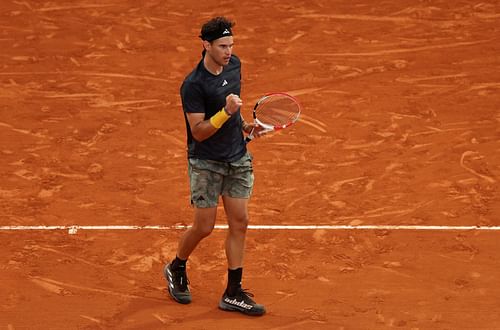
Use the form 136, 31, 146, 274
0, 225, 500, 232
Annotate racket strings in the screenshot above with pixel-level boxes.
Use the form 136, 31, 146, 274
255, 97, 300, 127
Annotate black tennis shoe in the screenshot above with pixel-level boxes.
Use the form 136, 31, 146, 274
219, 288, 266, 316
164, 263, 191, 304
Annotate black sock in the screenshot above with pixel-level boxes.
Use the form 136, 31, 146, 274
227, 267, 242, 296
171, 256, 187, 270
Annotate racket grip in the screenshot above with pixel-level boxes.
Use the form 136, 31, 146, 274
245, 126, 256, 144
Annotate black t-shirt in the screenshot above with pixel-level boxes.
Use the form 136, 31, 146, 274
180, 54, 246, 162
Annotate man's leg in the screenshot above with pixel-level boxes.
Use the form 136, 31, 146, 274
222, 196, 248, 269
165, 207, 217, 304
165, 157, 223, 305
177, 206, 217, 260
218, 196, 265, 316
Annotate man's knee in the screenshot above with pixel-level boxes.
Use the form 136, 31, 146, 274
229, 214, 249, 233
192, 207, 217, 237
192, 222, 214, 238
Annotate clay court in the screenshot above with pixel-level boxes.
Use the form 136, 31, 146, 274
1, 0, 499, 329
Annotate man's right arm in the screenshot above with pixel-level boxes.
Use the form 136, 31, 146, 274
187, 93, 242, 142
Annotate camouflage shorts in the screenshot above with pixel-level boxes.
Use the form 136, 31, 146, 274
188, 152, 254, 208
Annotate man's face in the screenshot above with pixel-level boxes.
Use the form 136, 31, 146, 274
205, 36, 233, 66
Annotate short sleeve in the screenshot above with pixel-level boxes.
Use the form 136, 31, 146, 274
181, 81, 205, 114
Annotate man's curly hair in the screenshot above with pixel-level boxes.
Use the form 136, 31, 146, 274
199, 16, 235, 42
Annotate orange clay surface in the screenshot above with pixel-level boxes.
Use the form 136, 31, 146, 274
1, 1, 499, 329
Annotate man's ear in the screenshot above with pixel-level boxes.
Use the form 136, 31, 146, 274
202, 40, 211, 52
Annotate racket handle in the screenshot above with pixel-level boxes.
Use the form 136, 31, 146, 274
245, 126, 255, 144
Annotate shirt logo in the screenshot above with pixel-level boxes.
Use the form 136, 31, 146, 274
223, 29, 230, 35
222, 80, 228, 86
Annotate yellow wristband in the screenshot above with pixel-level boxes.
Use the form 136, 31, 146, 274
209, 108, 231, 129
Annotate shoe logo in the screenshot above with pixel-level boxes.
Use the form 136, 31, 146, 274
223, 29, 230, 35
222, 80, 228, 87
224, 297, 253, 310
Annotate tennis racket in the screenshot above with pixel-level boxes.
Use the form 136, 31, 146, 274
245, 92, 301, 143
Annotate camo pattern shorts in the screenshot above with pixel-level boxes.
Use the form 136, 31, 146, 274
188, 152, 254, 208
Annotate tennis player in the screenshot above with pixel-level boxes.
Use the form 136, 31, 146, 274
163, 16, 266, 316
